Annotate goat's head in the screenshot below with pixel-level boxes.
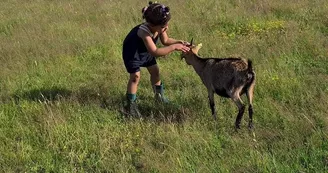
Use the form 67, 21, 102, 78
181, 38, 202, 65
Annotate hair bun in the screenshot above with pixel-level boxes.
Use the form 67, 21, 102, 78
149, 1, 153, 5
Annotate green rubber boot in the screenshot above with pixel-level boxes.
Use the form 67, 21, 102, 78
153, 83, 169, 103
123, 93, 141, 117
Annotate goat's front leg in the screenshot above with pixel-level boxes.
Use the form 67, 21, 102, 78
208, 90, 217, 120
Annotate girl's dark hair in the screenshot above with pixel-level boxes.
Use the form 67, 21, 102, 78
142, 1, 171, 26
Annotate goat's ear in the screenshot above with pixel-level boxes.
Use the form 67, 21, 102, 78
192, 43, 202, 55
189, 38, 193, 46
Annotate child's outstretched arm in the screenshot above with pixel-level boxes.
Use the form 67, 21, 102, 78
139, 30, 189, 57
159, 30, 188, 46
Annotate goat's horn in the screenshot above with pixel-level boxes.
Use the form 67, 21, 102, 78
190, 38, 193, 46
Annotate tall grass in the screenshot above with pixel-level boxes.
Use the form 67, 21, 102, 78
1, 0, 327, 172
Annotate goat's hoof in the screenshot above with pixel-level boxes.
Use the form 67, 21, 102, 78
212, 114, 217, 121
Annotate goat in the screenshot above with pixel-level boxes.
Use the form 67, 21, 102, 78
181, 39, 256, 129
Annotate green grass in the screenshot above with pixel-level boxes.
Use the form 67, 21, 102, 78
1, 0, 328, 172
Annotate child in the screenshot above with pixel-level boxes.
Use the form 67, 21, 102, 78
122, 1, 190, 117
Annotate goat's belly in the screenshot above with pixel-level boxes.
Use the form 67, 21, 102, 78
215, 88, 230, 98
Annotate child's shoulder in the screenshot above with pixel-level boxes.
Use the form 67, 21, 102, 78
137, 23, 154, 38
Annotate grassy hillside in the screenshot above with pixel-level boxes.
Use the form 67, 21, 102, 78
1, 0, 327, 172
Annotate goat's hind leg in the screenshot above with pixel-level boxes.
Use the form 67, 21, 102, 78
246, 82, 255, 129
208, 90, 217, 120
231, 93, 245, 129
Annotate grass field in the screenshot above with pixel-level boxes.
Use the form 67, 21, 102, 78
1, 0, 327, 172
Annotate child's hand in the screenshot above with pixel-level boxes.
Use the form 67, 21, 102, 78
178, 40, 190, 46
174, 43, 190, 52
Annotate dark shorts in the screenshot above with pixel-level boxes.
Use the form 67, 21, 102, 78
123, 52, 157, 73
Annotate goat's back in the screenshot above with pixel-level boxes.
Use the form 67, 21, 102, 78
202, 57, 253, 91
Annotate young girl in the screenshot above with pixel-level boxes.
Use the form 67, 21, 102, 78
122, 1, 190, 117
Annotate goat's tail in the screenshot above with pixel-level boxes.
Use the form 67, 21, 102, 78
247, 59, 253, 72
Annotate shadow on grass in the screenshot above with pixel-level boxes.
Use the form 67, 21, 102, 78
8, 86, 204, 124
13, 87, 72, 102
11, 86, 112, 108
115, 92, 213, 124
137, 101, 187, 124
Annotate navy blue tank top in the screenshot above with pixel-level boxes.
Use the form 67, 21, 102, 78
122, 24, 158, 59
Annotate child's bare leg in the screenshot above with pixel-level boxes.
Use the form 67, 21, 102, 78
147, 64, 161, 86
127, 71, 141, 94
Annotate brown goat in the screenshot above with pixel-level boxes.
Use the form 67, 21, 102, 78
181, 40, 256, 129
